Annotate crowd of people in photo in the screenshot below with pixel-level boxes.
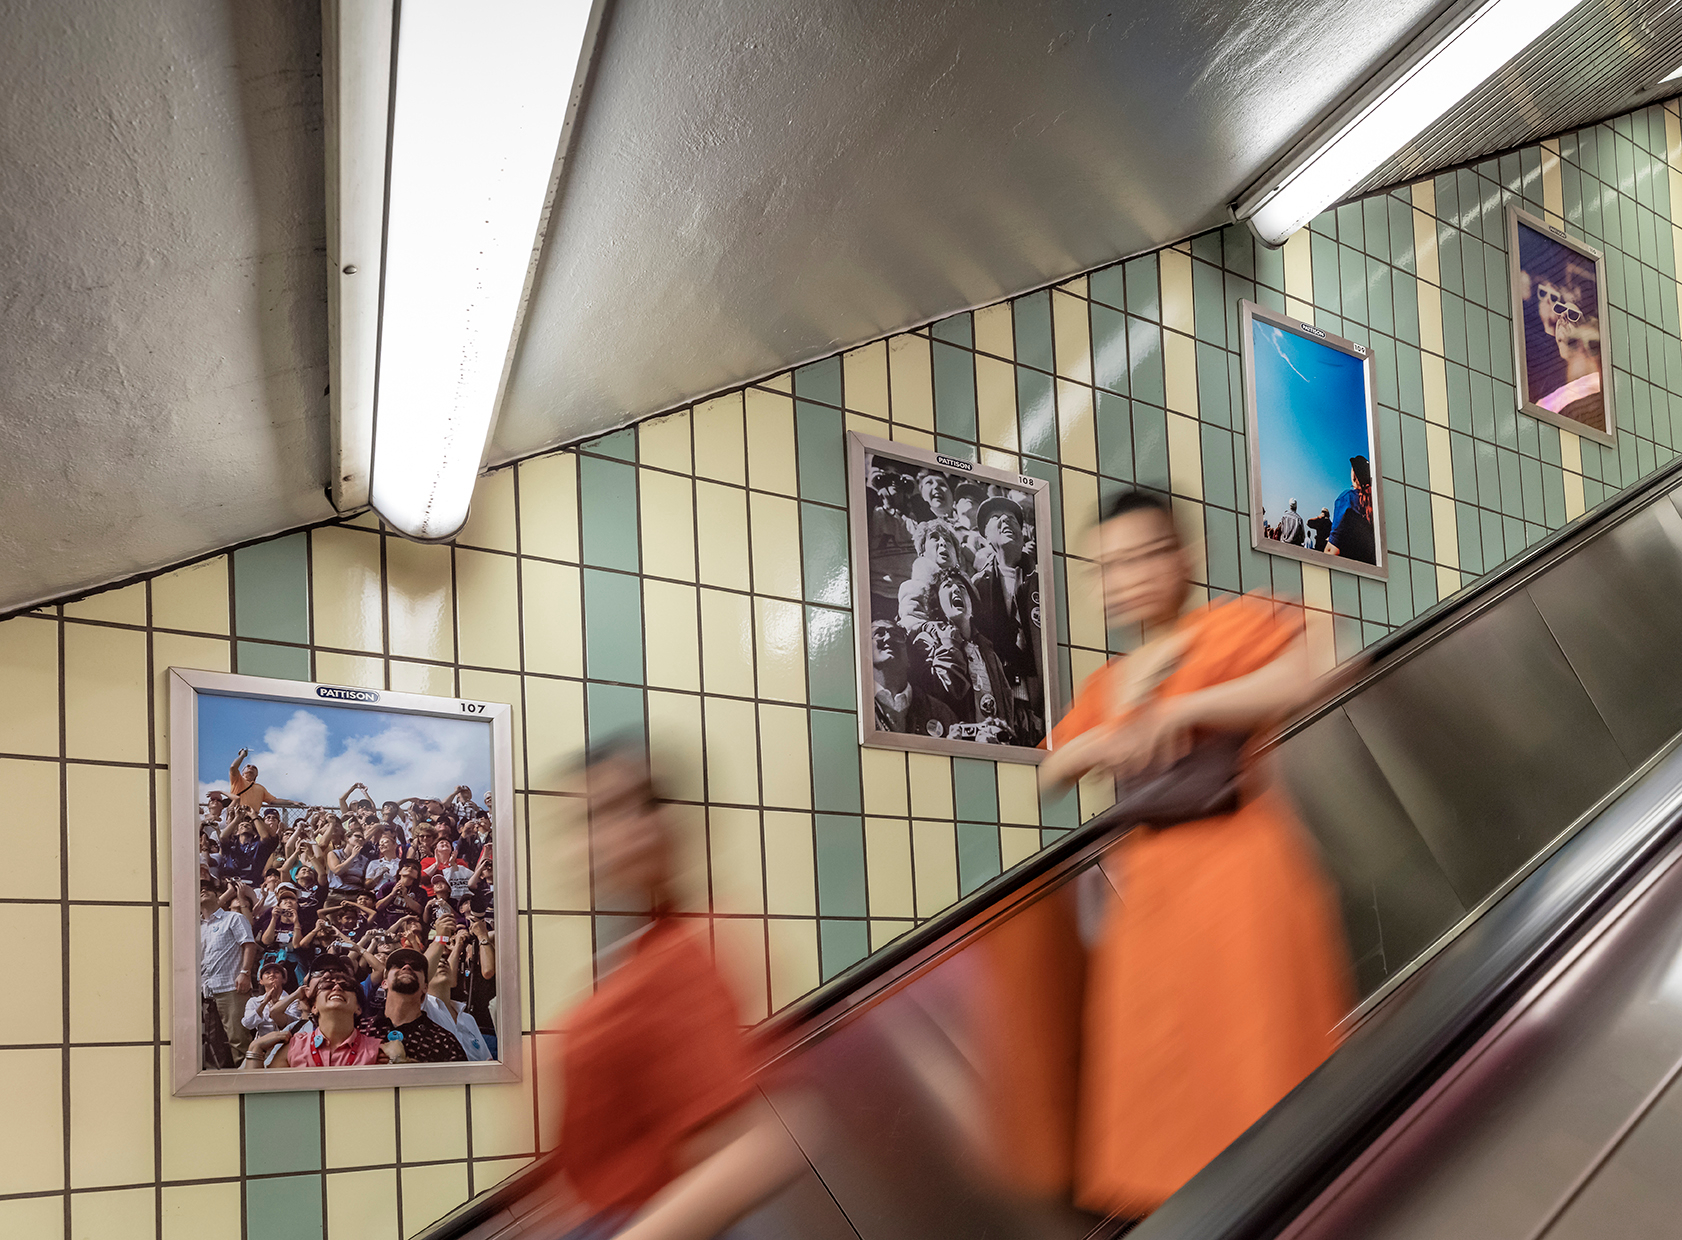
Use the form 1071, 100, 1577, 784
865, 457, 1046, 746
197, 749, 498, 1069
1260, 454, 1377, 564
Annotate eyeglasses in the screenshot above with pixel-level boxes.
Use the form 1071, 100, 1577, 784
315, 976, 356, 993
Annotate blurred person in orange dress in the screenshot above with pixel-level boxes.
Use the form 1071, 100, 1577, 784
538, 744, 809, 1240
1039, 489, 1352, 1219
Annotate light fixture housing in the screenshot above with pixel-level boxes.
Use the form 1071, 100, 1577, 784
1236, 0, 1584, 247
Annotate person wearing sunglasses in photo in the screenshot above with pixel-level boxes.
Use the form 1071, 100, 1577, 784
241, 957, 387, 1068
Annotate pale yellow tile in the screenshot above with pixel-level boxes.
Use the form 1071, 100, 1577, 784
979, 446, 1021, 473
64, 623, 147, 763
1166, 413, 1204, 500
1426, 423, 1454, 496
64, 582, 145, 626
870, 920, 914, 952
1052, 290, 1092, 384
457, 467, 518, 553
344, 510, 382, 530
1071, 646, 1108, 691
455, 549, 521, 670
647, 690, 705, 803
1159, 248, 1195, 336
693, 392, 747, 486
764, 810, 816, 916
523, 676, 585, 794
639, 469, 697, 582
403, 1160, 470, 1238
518, 452, 580, 563
1541, 139, 1563, 219
748, 492, 803, 599
324, 1089, 398, 1168
399, 1084, 468, 1164
1, 758, 60, 899
1058, 274, 1089, 297
754, 597, 806, 703
712, 916, 768, 1023
69, 1045, 152, 1187
695, 482, 752, 592
471, 1038, 536, 1159
863, 817, 914, 919
745, 388, 798, 497
162, 1181, 240, 1240
973, 303, 1015, 360
1436, 565, 1461, 604
1173, 497, 1209, 588
1560, 428, 1583, 474
664, 802, 711, 916
1564, 469, 1586, 520
1668, 108, 1682, 166
389, 660, 454, 697
70, 1188, 151, 1240
1078, 770, 1116, 822
521, 559, 583, 679
1000, 825, 1039, 870
315, 651, 383, 689
1163, 330, 1198, 417
759, 704, 811, 810
767, 919, 819, 1011
997, 763, 1040, 826
1413, 208, 1440, 286
1304, 608, 1337, 675
1300, 563, 1333, 612
152, 556, 230, 635
153, 631, 230, 757
1431, 495, 1459, 569
1, 1048, 64, 1193
891, 425, 936, 450
640, 580, 700, 692
1, 1195, 65, 1240
1285, 296, 1315, 322
526, 793, 590, 912
911, 820, 958, 918
310, 526, 384, 653
888, 334, 935, 429
1411, 177, 1436, 220
846, 411, 890, 439
67, 764, 150, 902
700, 588, 755, 698
639, 408, 694, 475
386, 539, 455, 662
907, 752, 953, 818
1418, 285, 1445, 359
157, 902, 172, 1034
69, 905, 151, 1043
328, 1169, 400, 1240
761, 372, 793, 393
1283, 229, 1313, 303
976, 355, 1019, 451
704, 697, 759, 805
709, 806, 764, 914
4, 905, 61, 1047
860, 747, 908, 817
1056, 379, 1097, 472
843, 340, 891, 418
460, 668, 522, 786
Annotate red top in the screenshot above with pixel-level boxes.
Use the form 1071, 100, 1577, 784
289, 1026, 384, 1067
552, 918, 754, 1213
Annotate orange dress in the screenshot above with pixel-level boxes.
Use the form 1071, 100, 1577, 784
1055, 595, 1352, 1216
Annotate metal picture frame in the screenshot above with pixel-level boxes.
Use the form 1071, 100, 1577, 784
1506, 205, 1616, 446
1239, 299, 1388, 581
847, 431, 1061, 762
169, 667, 521, 1096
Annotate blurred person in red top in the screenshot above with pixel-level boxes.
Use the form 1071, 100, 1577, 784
541, 744, 807, 1240
1037, 489, 1352, 1219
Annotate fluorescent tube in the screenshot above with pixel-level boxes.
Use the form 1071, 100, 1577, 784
1243, 0, 1583, 246
369, 0, 596, 541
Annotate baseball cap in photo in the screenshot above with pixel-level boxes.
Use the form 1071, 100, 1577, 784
385, 948, 430, 975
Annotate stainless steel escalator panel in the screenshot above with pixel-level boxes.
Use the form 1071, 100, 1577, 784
1545, 1070, 1682, 1239
1529, 494, 1682, 763
1276, 708, 1467, 1000
1342, 589, 1630, 910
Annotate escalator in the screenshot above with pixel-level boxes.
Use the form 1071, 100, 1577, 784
425, 455, 1682, 1240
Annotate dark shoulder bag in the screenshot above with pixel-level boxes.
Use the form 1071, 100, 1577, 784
1109, 730, 1248, 828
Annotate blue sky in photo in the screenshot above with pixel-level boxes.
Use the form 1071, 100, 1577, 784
1251, 320, 1372, 527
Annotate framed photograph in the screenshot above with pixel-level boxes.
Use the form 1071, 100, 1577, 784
848, 432, 1060, 761
1239, 300, 1387, 580
169, 668, 520, 1095
1507, 206, 1614, 445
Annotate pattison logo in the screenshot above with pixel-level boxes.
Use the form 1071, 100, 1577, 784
317, 686, 379, 703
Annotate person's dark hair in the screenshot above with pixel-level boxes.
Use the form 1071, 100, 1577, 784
1349, 455, 1372, 488
1100, 488, 1176, 529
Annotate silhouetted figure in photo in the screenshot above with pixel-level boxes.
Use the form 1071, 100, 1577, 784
1326, 455, 1376, 565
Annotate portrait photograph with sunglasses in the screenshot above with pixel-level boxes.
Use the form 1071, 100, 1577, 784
1507, 206, 1615, 445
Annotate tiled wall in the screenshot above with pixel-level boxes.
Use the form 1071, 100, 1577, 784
7, 97, 1682, 1240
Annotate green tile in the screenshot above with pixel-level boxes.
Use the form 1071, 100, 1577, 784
1497, 448, 1523, 518
1368, 259, 1394, 337
1405, 486, 1435, 563
1450, 431, 1477, 499
245, 1173, 323, 1240
1542, 462, 1567, 526
1132, 403, 1170, 494
236, 641, 310, 682
1040, 781, 1079, 829
795, 400, 847, 506
1096, 391, 1133, 481
932, 341, 978, 443
1330, 569, 1360, 618
1311, 232, 1341, 312
1016, 366, 1057, 461
819, 919, 870, 981
1332, 614, 1363, 662
1090, 264, 1125, 312
1395, 344, 1425, 420
582, 568, 643, 683
1254, 236, 1286, 292
1204, 508, 1240, 593
583, 428, 636, 462
1092, 303, 1128, 394
794, 357, 843, 407
1192, 259, 1226, 346
1440, 293, 1466, 366
1124, 253, 1160, 320
1461, 236, 1486, 308
815, 814, 866, 916
806, 606, 856, 710
234, 534, 308, 644
1358, 577, 1388, 624
1191, 230, 1223, 266
952, 757, 998, 823
800, 503, 850, 607
810, 709, 862, 813
1195, 342, 1231, 429
936, 435, 977, 462
1382, 483, 1407, 556
1339, 244, 1368, 325
1014, 290, 1054, 371
579, 456, 639, 572
1128, 317, 1165, 407
1200, 424, 1235, 509
1392, 271, 1420, 346
1023, 457, 1063, 556
1410, 557, 1439, 611
1480, 508, 1506, 570
1386, 559, 1415, 624
1223, 223, 1256, 280
1361, 620, 1389, 648
245, 1091, 322, 1175
1400, 414, 1430, 490
957, 822, 1002, 896
1388, 195, 1416, 272
586, 682, 644, 753
1335, 202, 1364, 250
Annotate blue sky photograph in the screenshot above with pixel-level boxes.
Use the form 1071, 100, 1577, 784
196, 693, 493, 810
1251, 321, 1372, 528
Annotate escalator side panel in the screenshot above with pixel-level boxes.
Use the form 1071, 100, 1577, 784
1546, 1071, 1682, 1239
1277, 708, 1467, 1000
1342, 588, 1631, 909
1529, 496, 1682, 763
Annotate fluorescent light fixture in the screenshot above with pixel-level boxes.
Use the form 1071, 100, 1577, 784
366, 0, 599, 541
1238, 0, 1584, 246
